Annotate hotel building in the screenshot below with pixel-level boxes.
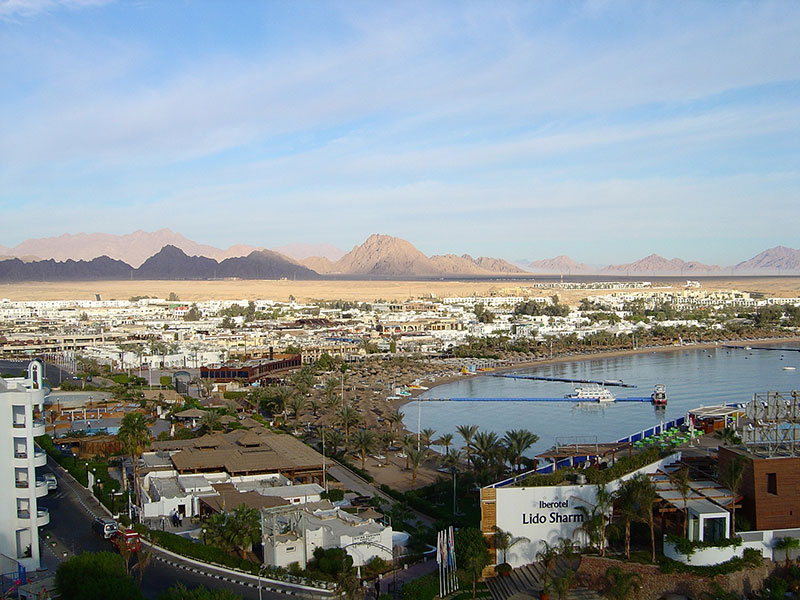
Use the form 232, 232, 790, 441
0, 360, 48, 571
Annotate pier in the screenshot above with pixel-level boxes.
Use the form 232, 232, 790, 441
420, 396, 653, 403
492, 373, 637, 388
723, 345, 800, 352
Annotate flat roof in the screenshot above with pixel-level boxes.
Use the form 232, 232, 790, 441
536, 441, 630, 460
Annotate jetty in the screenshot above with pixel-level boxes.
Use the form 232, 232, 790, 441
492, 373, 637, 388
723, 345, 800, 352
419, 396, 653, 403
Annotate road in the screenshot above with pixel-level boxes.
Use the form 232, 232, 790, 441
39, 459, 324, 600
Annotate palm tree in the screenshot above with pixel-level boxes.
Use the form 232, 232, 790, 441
272, 386, 296, 423
503, 429, 539, 472
386, 409, 404, 433
494, 527, 528, 565
336, 406, 361, 443
420, 427, 436, 451
774, 537, 800, 570
435, 433, 453, 453
245, 387, 266, 413
228, 504, 262, 559
614, 478, 641, 559
291, 366, 315, 397
457, 424, 479, 466
408, 447, 426, 488
198, 410, 221, 432
719, 455, 746, 536
669, 466, 692, 538
378, 431, 395, 460
603, 566, 642, 600
472, 430, 501, 469
286, 395, 307, 426
351, 429, 375, 471
632, 474, 658, 563
535, 540, 559, 592
715, 427, 742, 446
323, 377, 339, 407
205, 504, 261, 559
325, 429, 345, 456
117, 412, 151, 510
573, 484, 613, 556
308, 398, 321, 418
401, 435, 416, 469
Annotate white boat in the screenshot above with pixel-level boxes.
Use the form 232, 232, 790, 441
565, 385, 616, 402
784, 366, 797, 371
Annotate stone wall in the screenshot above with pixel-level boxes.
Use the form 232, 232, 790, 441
575, 555, 772, 600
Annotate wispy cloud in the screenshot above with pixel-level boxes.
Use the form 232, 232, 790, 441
0, 0, 110, 19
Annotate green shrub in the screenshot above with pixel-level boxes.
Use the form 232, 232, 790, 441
321, 488, 345, 502
665, 534, 742, 557
402, 573, 439, 600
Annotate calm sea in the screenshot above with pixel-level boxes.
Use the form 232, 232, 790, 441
402, 343, 800, 457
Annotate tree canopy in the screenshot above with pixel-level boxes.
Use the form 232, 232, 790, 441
56, 551, 143, 600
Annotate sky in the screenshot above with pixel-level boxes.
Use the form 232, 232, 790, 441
1, 0, 799, 265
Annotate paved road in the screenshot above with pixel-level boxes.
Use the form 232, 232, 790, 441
40, 459, 324, 600
328, 462, 434, 529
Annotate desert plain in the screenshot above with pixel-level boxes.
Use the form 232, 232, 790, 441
1, 277, 800, 305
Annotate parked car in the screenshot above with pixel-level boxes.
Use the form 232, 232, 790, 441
42, 473, 57, 491
92, 516, 118, 539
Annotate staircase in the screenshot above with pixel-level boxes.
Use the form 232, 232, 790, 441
486, 558, 601, 600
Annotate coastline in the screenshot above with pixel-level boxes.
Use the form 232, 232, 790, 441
396, 335, 800, 411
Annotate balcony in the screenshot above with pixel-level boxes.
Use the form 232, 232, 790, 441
34, 478, 47, 498
36, 507, 50, 527
32, 420, 45, 436
13, 453, 29, 468
15, 480, 29, 489
12, 421, 25, 429
33, 448, 46, 467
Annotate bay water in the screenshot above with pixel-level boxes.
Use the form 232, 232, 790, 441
402, 343, 800, 457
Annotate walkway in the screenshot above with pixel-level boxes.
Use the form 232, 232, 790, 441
485, 558, 602, 600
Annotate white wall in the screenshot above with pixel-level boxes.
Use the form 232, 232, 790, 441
493, 453, 680, 567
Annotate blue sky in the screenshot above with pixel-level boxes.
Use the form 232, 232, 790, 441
1, 0, 799, 264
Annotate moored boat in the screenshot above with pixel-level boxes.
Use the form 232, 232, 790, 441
651, 384, 668, 405
565, 385, 616, 402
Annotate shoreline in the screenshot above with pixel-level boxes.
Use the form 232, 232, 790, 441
397, 335, 800, 411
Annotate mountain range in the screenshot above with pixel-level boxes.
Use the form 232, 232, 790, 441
0, 230, 799, 280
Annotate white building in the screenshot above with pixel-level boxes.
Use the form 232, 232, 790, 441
263, 505, 392, 569
0, 360, 48, 571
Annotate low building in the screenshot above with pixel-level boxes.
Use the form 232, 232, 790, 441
140, 427, 326, 519
719, 446, 800, 531
262, 505, 392, 569
200, 354, 301, 385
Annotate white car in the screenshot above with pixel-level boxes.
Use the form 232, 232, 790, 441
42, 473, 57, 491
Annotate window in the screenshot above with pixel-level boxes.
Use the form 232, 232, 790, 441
767, 472, 778, 495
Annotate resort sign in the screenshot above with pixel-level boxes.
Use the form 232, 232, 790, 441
521, 498, 585, 525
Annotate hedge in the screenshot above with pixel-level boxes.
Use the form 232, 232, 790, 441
659, 548, 762, 576
665, 534, 742, 558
